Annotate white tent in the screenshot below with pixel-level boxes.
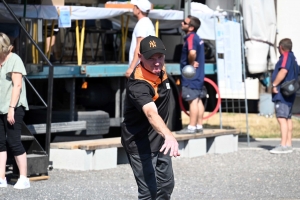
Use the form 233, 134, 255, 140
241, 0, 277, 74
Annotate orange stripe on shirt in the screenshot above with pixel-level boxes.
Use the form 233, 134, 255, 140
133, 64, 168, 102
281, 52, 289, 68
187, 34, 194, 51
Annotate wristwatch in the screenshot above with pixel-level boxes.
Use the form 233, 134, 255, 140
272, 84, 277, 87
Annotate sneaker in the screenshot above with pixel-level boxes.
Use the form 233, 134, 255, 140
176, 127, 196, 134
196, 128, 203, 133
269, 145, 290, 154
0, 177, 7, 188
286, 146, 293, 153
14, 177, 30, 189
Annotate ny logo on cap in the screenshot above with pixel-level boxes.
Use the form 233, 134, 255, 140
149, 40, 156, 48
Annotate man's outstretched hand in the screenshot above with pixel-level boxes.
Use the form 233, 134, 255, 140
160, 135, 180, 157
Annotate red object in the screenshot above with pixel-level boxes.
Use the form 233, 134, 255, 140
179, 77, 221, 120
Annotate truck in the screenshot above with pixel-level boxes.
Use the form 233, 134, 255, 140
3, 0, 299, 176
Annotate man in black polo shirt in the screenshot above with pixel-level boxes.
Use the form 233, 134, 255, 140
121, 36, 180, 200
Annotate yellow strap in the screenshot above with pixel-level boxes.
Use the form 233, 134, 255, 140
155, 20, 159, 37
32, 22, 37, 64
79, 20, 85, 65
75, 20, 80, 64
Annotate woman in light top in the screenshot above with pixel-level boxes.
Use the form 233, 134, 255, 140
0, 32, 30, 189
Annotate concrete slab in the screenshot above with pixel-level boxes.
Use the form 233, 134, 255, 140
233, 135, 239, 152
178, 140, 186, 157
178, 138, 206, 158
50, 149, 93, 170
214, 135, 235, 154
49, 129, 239, 171
207, 134, 236, 154
93, 148, 117, 170
207, 137, 215, 154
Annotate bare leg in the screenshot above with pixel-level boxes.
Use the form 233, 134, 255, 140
0, 151, 7, 179
277, 118, 288, 146
188, 98, 199, 126
286, 119, 293, 146
46, 36, 56, 54
14, 153, 27, 177
51, 36, 57, 59
46, 37, 51, 56
197, 99, 204, 126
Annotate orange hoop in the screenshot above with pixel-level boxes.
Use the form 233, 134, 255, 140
179, 77, 221, 120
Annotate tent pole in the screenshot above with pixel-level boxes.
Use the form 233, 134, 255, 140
184, 0, 191, 19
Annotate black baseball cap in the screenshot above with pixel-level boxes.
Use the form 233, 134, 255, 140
140, 36, 166, 59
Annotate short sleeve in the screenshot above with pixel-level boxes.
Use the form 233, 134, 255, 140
127, 81, 154, 112
6, 54, 27, 76
12, 55, 27, 75
135, 19, 153, 38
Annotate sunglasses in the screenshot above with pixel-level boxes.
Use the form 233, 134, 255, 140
182, 20, 189, 25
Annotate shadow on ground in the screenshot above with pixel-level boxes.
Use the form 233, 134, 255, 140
238, 136, 277, 150
257, 145, 273, 150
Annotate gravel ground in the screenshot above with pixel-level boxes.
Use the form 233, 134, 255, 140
1, 149, 300, 200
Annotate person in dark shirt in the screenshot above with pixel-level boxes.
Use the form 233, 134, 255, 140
121, 36, 180, 199
270, 38, 298, 154
177, 15, 206, 134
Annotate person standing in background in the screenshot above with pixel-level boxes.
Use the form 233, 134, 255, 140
270, 38, 298, 154
44, 24, 60, 62
125, 0, 155, 78
177, 15, 206, 134
0, 32, 30, 189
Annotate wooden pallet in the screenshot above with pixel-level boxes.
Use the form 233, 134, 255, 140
11, 175, 49, 183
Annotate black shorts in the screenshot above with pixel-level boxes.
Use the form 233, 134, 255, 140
0, 106, 26, 156
182, 86, 207, 101
275, 101, 293, 119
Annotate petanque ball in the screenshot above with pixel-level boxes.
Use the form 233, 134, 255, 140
182, 65, 196, 79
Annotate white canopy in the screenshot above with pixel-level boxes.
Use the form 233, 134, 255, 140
0, 4, 182, 21
0, 3, 219, 40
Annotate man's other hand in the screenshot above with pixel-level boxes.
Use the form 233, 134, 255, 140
272, 86, 279, 94
193, 61, 199, 68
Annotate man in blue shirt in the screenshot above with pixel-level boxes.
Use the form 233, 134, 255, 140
177, 15, 206, 134
270, 38, 298, 154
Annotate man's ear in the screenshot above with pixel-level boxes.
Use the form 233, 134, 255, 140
138, 53, 142, 58
188, 26, 194, 32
